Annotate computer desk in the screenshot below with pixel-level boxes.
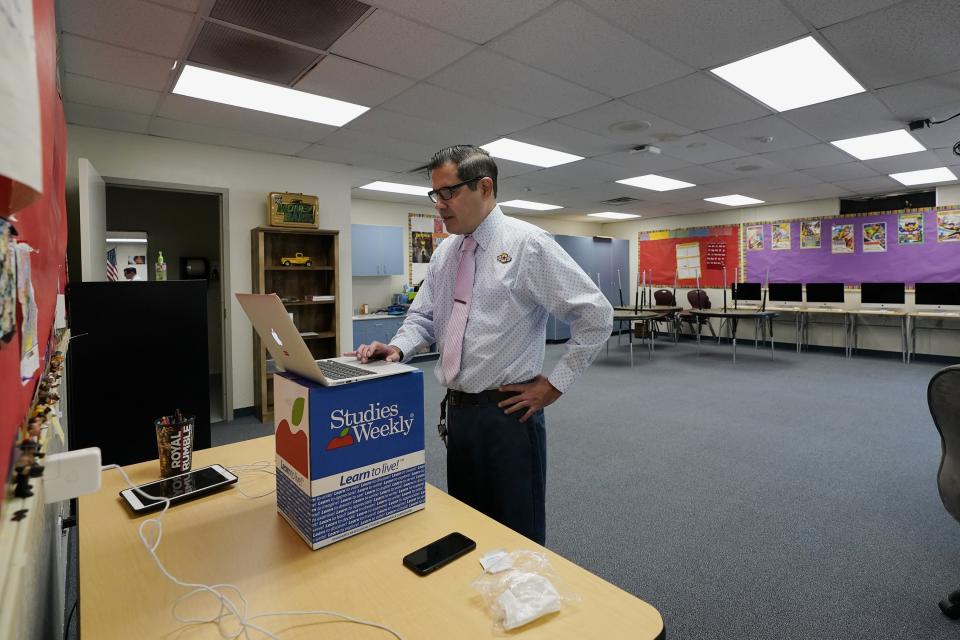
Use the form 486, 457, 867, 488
79, 437, 665, 640
849, 309, 908, 363
908, 310, 960, 363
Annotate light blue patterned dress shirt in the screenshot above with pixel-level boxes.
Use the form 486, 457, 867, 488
390, 206, 613, 394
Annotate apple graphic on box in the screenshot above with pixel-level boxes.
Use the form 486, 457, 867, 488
326, 427, 355, 450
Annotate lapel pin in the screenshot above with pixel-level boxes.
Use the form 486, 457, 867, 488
497, 252, 512, 264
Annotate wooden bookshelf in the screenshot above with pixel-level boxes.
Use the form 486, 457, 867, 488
251, 227, 340, 422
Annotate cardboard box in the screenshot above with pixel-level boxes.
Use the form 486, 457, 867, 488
273, 370, 425, 549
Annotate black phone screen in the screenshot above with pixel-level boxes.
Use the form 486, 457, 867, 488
403, 532, 476, 575
132, 466, 231, 507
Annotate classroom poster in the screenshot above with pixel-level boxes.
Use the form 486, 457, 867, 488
800, 220, 821, 249
771, 223, 791, 250
408, 213, 447, 286
15, 242, 38, 381
862, 222, 886, 252
746, 225, 763, 251
898, 213, 924, 245
0, 219, 15, 342
675, 242, 700, 279
831, 223, 854, 254
938, 211, 960, 243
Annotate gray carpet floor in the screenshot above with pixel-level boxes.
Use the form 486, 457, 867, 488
197, 340, 960, 638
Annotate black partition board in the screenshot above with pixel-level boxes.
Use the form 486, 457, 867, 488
67, 281, 211, 467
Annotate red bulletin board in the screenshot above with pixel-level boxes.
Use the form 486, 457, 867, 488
638, 225, 740, 288
0, 0, 67, 485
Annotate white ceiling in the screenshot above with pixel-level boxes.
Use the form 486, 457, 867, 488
56, 0, 960, 222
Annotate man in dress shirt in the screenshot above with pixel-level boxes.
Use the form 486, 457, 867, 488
351, 145, 612, 544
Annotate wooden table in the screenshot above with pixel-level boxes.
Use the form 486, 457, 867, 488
689, 309, 779, 362
908, 310, 960, 363
80, 437, 665, 639
794, 307, 851, 356
610, 309, 672, 365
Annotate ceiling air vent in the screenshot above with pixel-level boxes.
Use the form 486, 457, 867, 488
599, 196, 642, 206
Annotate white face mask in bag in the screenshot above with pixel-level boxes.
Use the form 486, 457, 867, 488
495, 572, 562, 630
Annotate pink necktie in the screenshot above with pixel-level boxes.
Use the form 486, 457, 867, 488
441, 236, 477, 385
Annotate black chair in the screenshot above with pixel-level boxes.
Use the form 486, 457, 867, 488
653, 289, 678, 340
679, 289, 716, 338
929, 365, 960, 618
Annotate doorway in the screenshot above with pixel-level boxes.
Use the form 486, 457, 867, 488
104, 184, 230, 422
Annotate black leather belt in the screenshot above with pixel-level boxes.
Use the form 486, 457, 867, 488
446, 388, 518, 407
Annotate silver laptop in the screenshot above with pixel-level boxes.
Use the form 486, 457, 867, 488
236, 293, 415, 386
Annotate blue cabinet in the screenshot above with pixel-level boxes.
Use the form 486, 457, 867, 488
351, 224, 404, 276
353, 316, 405, 349
547, 235, 629, 341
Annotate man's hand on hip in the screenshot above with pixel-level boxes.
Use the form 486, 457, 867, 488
497, 375, 561, 423
344, 341, 401, 363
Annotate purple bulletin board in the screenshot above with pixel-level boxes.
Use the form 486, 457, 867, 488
743, 208, 960, 286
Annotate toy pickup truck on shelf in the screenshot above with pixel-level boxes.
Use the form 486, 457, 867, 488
280, 253, 312, 266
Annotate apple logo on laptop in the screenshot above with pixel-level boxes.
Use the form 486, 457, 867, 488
271, 328, 290, 356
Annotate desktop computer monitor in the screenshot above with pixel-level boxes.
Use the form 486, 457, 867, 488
731, 282, 761, 301
860, 282, 905, 308
805, 283, 844, 307
914, 282, 960, 310
768, 283, 803, 305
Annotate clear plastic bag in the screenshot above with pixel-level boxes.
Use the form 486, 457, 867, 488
471, 550, 580, 633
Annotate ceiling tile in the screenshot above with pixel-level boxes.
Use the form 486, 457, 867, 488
723, 171, 822, 191
491, 158, 544, 179
150, 0, 201, 11
801, 162, 880, 182
65, 102, 150, 134
518, 159, 629, 189
558, 100, 691, 144
148, 117, 312, 155
782, 92, 902, 141
63, 73, 161, 114
318, 128, 437, 162
707, 116, 819, 154
788, 0, 906, 29
593, 150, 691, 173
655, 133, 752, 165
379, 83, 544, 139
488, 2, 691, 97
365, 0, 556, 43
297, 143, 420, 172
345, 108, 488, 150
346, 167, 398, 188
426, 48, 607, 120
330, 10, 475, 79
209, 0, 370, 51
705, 154, 792, 178
662, 164, 742, 185
581, 0, 807, 68
157, 94, 337, 143
294, 55, 414, 107
187, 20, 319, 85
862, 150, 948, 174
874, 69, 960, 118
497, 175, 571, 200
821, 0, 960, 89
623, 72, 772, 131
61, 34, 175, 91
760, 144, 853, 170
762, 183, 853, 201
59, 0, 194, 58
911, 117, 960, 150
833, 175, 902, 194
507, 121, 621, 158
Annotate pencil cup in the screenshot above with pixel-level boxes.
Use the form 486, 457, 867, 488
155, 415, 194, 478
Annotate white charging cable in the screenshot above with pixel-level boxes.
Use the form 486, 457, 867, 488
226, 461, 276, 499
103, 463, 406, 640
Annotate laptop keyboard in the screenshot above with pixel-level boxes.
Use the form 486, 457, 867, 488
315, 359, 377, 380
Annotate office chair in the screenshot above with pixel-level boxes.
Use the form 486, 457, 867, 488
679, 289, 716, 338
929, 364, 960, 618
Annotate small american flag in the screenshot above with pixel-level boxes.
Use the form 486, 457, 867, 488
106, 248, 119, 281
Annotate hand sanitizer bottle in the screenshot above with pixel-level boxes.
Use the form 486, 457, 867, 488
156, 250, 167, 281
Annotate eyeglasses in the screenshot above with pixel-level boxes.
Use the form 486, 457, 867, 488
427, 177, 486, 203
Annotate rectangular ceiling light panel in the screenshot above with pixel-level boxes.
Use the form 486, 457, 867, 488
889, 167, 957, 186
617, 174, 695, 191
711, 36, 864, 112
831, 129, 925, 160
359, 181, 431, 196
500, 199, 563, 210
481, 138, 583, 168
173, 64, 368, 126
587, 212, 640, 219
704, 195, 765, 206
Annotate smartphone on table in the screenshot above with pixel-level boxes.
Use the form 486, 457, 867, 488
402, 532, 476, 576
119, 464, 238, 513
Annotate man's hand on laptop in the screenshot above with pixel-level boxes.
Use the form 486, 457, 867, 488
345, 341, 401, 363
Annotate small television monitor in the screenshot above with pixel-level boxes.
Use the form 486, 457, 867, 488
768, 283, 803, 304
731, 282, 761, 301
805, 283, 845, 306
914, 282, 960, 310
860, 282, 904, 308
